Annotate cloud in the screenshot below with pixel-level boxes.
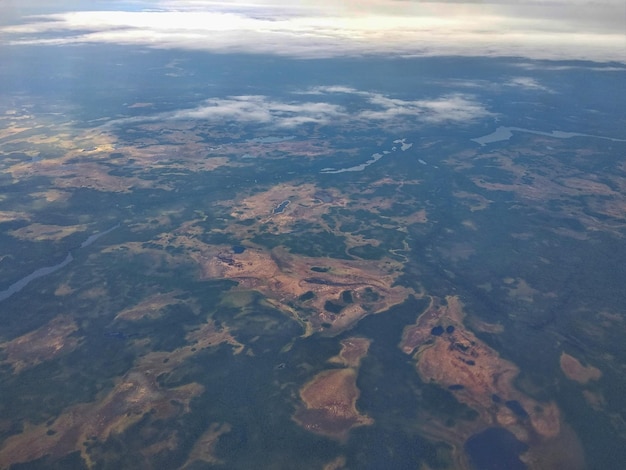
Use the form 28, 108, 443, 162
103, 95, 346, 129
505, 77, 553, 92
1, 0, 624, 62
411, 94, 493, 123
304, 87, 492, 123
103, 87, 491, 133
512, 62, 626, 72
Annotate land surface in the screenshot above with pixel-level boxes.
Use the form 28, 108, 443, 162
0, 51, 625, 470
293, 338, 373, 440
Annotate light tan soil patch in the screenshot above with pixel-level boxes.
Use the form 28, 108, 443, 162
0, 315, 82, 373
401, 295, 562, 441
221, 180, 425, 248
184, 320, 245, 354
0, 115, 234, 196
31, 190, 72, 203
504, 278, 539, 302
0, 125, 30, 140
323, 455, 347, 470
328, 337, 371, 368
199, 245, 412, 336
114, 291, 188, 321
399, 296, 588, 468
437, 242, 476, 262
293, 368, 373, 440
451, 142, 626, 236
0, 320, 243, 468
181, 422, 232, 468
0, 373, 203, 469
227, 182, 348, 234
9, 223, 88, 242
295, 335, 372, 440
582, 390, 606, 410
453, 191, 492, 211
121, 218, 412, 336
50, 163, 172, 193
559, 177, 616, 195
560, 352, 602, 384
0, 211, 30, 223
465, 315, 504, 334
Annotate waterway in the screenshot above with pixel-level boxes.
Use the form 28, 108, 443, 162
320, 138, 412, 174
80, 223, 120, 248
0, 224, 120, 303
0, 253, 73, 302
247, 136, 295, 144
472, 126, 626, 146
273, 200, 291, 214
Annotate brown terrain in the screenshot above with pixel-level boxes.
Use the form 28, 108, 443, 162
328, 337, 371, 368
0, 319, 243, 468
201, 245, 412, 336
2, 102, 613, 469
181, 422, 233, 469
9, 223, 88, 242
400, 295, 585, 469
102, 173, 418, 337
560, 352, 602, 384
103, 231, 412, 336
0, 315, 82, 374
113, 290, 189, 321
293, 337, 373, 440
446, 140, 626, 237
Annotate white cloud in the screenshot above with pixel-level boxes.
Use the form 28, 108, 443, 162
305, 86, 361, 95
512, 62, 626, 72
103, 87, 491, 131
1, 1, 624, 62
303, 87, 492, 124
412, 94, 493, 123
104, 95, 347, 129
505, 77, 553, 92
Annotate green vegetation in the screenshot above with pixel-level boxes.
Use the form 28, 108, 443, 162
348, 244, 387, 260
252, 231, 352, 259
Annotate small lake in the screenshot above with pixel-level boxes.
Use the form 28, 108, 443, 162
472, 126, 626, 146
321, 138, 412, 174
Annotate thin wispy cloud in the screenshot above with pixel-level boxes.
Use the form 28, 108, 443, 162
307, 87, 492, 124
505, 77, 554, 93
103, 88, 492, 130
1, 0, 624, 62
103, 95, 346, 129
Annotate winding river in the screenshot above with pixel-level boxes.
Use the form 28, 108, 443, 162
0, 224, 120, 303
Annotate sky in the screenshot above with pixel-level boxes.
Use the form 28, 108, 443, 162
0, 0, 625, 63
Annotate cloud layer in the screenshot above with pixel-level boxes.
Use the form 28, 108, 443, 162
104, 87, 492, 130
1, 0, 624, 62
